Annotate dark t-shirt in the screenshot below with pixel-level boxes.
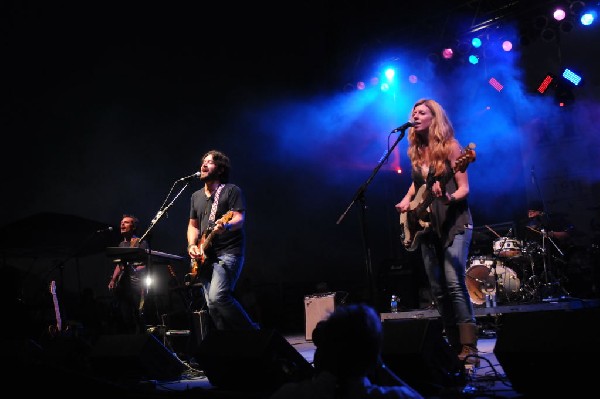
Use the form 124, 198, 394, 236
189, 183, 245, 256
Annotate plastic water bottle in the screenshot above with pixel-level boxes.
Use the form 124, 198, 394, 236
485, 294, 492, 308
390, 295, 399, 313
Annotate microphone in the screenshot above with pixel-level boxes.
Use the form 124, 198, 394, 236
507, 228, 513, 237
177, 172, 200, 182
96, 226, 113, 233
391, 121, 415, 133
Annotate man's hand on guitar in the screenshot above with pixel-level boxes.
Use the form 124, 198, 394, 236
213, 221, 228, 234
188, 243, 202, 259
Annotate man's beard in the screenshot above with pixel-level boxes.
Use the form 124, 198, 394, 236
201, 169, 219, 182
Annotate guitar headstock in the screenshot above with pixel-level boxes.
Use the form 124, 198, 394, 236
455, 143, 476, 173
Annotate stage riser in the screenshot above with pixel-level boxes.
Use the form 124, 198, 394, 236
380, 298, 600, 321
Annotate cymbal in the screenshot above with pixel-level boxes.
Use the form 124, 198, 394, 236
526, 226, 542, 235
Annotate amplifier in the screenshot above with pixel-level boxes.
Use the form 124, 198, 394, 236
304, 292, 336, 341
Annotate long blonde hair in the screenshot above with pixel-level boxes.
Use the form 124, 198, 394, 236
407, 98, 457, 177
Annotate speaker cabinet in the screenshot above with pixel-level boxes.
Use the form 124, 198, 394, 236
195, 329, 314, 392
89, 333, 186, 381
377, 256, 426, 311
494, 308, 600, 395
381, 318, 462, 396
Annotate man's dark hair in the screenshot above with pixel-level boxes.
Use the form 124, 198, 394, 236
312, 303, 382, 380
528, 200, 544, 212
122, 213, 140, 231
202, 150, 231, 183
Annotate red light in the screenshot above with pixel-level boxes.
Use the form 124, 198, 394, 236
537, 75, 554, 94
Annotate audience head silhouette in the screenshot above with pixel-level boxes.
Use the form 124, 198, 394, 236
312, 303, 382, 380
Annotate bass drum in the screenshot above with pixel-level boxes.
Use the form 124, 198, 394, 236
466, 257, 521, 305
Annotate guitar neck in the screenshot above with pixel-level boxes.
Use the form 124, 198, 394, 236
195, 211, 234, 269
200, 231, 216, 251
200, 211, 234, 251
417, 162, 464, 213
49, 281, 62, 333
53, 296, 62, 332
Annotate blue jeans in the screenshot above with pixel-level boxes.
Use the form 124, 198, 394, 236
421, 228, 476, 327
199, 254, 258, 330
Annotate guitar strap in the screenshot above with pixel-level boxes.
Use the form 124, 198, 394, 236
208, 184, 225, 224
426, 167, 436, 188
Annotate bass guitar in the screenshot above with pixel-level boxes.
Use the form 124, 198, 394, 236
400, 143, 476, 251
190, 211, 234, 277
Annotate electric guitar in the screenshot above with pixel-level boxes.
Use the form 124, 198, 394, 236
48, 280, 63, 337
190, 211, 234, 276
400, 143, 476, 251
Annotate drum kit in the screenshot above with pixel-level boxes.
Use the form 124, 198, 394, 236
466, 225, 569, 306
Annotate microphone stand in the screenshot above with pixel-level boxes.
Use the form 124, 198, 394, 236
530, 167, 568, 300
139, 180, 193, 329
140, 181, 191, 243
337, 128, 408, 308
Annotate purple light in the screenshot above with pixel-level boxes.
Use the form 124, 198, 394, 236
553, 8, 566, 21
489, 78, 503, 92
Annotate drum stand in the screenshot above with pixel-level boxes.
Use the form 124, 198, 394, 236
524, 228, 570, 301
519, 253, 540, 302
539, 229, 571, 300
486, 258, 500, 306
485, 227, 507, 305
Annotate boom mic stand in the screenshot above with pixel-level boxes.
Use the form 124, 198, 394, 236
337, 126, 408, 308
139, 178, 194, 330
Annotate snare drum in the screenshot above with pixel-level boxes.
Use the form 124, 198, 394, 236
493, 237, 522, 258
466, 256, 520, 305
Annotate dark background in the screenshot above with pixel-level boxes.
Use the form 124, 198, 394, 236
2, 1, 600, 337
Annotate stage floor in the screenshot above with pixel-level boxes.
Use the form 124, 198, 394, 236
9, 298, 600, 398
